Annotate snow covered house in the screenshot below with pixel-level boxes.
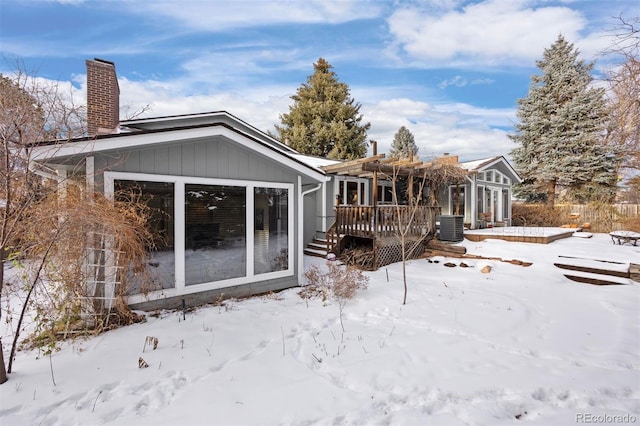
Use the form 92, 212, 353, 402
27, 59, 519, 310
29, 59, 326, 310
297, 152, 521, 266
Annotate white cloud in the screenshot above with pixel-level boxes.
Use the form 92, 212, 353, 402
136, 0, 382, 31
44, 0, 85, 4
362, 97, 514, 161
117, 76, 514, 162
438, 75, 468, 89
387, 0, 589, 67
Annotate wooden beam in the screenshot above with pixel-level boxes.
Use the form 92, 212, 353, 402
362, 162, 415, 176
379, 157, 400, 164
320, 154, 386, 174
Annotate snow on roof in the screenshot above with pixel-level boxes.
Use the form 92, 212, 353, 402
458, 156, 499, 171
290, 154, 340, 170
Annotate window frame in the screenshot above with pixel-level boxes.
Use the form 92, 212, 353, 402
105, 171, 295, 304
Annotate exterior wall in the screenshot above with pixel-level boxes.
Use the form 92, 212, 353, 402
486, 161, 516, 180
129, 275, 297, 311
98, 136, 299, 183
323, 177, 338, 233
304, 191, 318, 245
93, 136, 307, 309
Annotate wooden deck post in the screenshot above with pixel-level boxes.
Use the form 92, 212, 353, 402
372, 141, 378, 266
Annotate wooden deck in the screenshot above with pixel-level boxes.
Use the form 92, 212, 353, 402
464, 227, 576, 244
326, 205, 441, 269
334, 205, 441, 239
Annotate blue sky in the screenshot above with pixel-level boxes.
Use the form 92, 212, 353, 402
1, 0, 637, 161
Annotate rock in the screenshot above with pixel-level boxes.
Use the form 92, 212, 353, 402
480, 265, 492, 274
459, 262, 469, 268
444, 262, 457, 267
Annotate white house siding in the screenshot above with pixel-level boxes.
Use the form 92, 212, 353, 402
92, 136, 310, 309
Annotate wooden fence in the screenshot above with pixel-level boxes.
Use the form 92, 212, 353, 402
555, 204, 639, 233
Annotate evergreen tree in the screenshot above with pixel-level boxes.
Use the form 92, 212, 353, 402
273, 58, 370, 160
509, 35, 613, 207
389, 126, 418, 159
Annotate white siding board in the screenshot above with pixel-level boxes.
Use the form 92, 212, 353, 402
139, 148, 155, 173
181, 143, 195, 176
205, 139, 219, 177
228, 145, 239, 179
168, 146, 182, 175
123, 150, 140, 172
94, 137, 303, 184
194, 141, 207, 177
154, 146, 170, 175
216, 142, 229, 177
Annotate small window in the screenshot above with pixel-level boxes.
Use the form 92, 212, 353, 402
502, 189, 509, 219
450, 185, 465, 216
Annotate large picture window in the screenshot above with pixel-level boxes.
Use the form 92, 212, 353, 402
254, 188, 288, 275
107, 173, 294, 301
185, 184, 246, 286
114, 180, 176, 292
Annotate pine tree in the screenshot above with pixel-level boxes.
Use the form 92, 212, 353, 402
273, 58, 370, 160
389, 126, 418, 159
509, 35, 613, 207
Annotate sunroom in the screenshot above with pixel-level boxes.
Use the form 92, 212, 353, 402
29, 112, 326, 310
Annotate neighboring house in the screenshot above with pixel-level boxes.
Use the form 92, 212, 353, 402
438, 155, 522, 229
29, 59, 326, 311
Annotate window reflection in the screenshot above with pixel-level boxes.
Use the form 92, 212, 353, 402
185, 184, 246, 285
254, 188, 288, 274
114, 180, 175, 293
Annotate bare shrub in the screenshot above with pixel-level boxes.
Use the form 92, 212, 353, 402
511, 203, 568, 227
300, 263, 369, 331
621, 215, 640, 233
8, 183, 155, 372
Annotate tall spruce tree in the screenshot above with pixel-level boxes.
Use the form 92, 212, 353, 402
274, 58, 370, 160
390, 126, 418, 159
510, 35, 613, 207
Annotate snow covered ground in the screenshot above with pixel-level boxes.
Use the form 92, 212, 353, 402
1, 232, 639, 425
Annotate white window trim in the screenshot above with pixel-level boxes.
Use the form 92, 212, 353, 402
104, 171, 295, 305
448, 184, 466, 217
377, 180, 393, 203
477, 169, 511, 186
334, 176, 369, 205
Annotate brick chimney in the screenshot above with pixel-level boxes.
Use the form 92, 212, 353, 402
86, 58, 119, 136
434, 153, 459, 165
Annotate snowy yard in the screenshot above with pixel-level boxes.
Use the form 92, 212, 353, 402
1, 232, 639, 425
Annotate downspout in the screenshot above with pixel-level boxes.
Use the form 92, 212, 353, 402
298, 177, 323, 285
468, 173, 476, 229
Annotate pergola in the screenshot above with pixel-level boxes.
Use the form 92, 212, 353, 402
316, 144, 468, 269
319, 144, 467, 209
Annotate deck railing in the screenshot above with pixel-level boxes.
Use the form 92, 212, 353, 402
335, 205, 441, 239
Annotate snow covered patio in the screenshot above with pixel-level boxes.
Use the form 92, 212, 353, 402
464, 226, 577, 244
1, 233, 638, 425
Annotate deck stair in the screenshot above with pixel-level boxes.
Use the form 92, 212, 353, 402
304, 234, 340, 258
554, 255, 636, 286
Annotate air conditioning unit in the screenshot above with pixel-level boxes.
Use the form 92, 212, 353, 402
438, 215, 464, 242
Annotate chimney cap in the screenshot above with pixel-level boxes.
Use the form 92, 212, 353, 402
93, 57, 115, 66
